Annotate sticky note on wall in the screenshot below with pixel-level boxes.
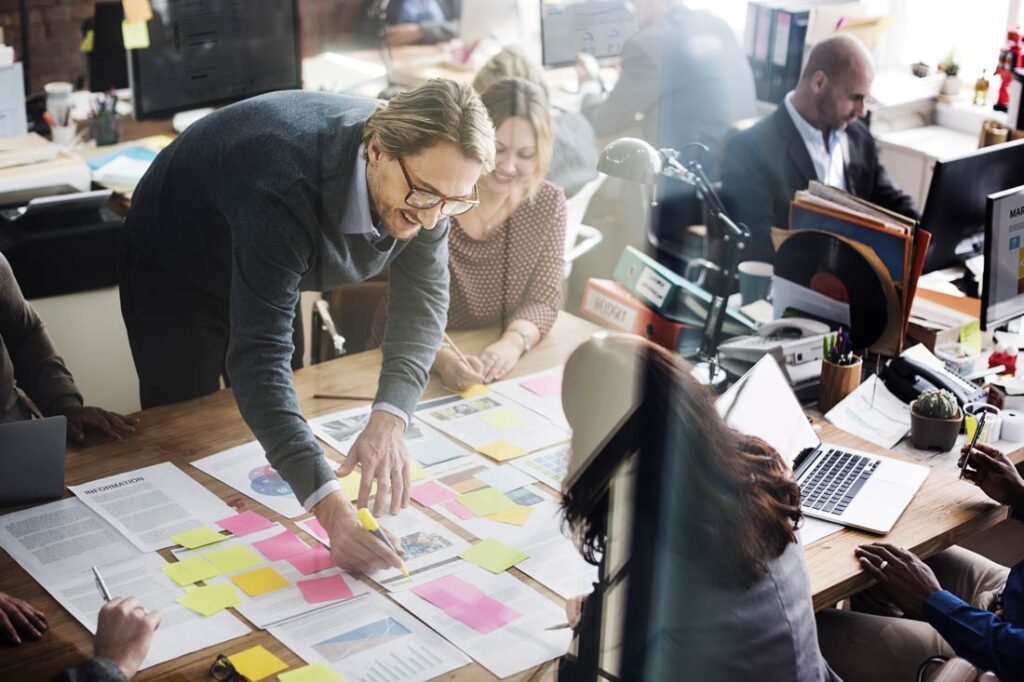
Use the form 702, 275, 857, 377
122, 21, 150, 50
122, 0, 154, 24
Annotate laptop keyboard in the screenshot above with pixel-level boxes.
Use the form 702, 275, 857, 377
800, 449, 880, 516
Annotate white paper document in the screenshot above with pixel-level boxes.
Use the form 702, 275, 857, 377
490, 367, 570, 430
191, 441, 339, 519
798, 516, 844, 546
416, 392, 570, 454
0, 498, 249, 669
173, 524, 369, 628
268, 590, 471, 682
825, 375, 912, 449
511, 444, 571, 492
390, 565, 572, 679
69, 462, 236, 551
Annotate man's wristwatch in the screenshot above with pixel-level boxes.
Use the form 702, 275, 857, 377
509, 329, 531, 354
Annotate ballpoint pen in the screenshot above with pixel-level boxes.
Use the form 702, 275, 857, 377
92, 565, 112, 601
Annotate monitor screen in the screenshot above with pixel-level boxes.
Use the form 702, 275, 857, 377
982, 184, 1024, 330
128, 0, 302, 120
922, 138, 1024, 272
540, 0, 638, 67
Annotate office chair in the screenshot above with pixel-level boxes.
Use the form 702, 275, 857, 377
563, 174, 606, 279
311, 274, 389, 364
917, 656, 997, 682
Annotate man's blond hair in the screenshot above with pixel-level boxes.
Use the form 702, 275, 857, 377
362, 79, 495, 173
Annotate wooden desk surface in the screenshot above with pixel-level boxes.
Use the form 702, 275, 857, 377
0, 311, 1013, 677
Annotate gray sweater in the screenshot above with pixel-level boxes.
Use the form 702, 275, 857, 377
127, 91, 449, 503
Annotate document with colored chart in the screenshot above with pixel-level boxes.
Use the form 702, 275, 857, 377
268, 590, 471, 682
415, 391, 569, 461
490, 367, 570, 430
390, 565, 572, 678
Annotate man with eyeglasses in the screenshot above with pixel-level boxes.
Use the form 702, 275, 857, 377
119, 80, 495, 573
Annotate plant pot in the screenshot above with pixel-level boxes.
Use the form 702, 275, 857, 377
941, 75, 962, 96
910, 402, 963, 450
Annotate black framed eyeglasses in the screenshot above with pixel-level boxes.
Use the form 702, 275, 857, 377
397, 156, 479, 217
210, 654, 250, 682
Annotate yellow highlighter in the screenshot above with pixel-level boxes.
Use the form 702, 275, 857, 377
357, 508, 410, 577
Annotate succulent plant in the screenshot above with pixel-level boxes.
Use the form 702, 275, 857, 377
914, 389, 960, 420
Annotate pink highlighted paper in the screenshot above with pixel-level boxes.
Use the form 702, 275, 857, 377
302, 518, 328, 540
287, 547, 335, 575
297, 574, 354, 604
216, 510, 274, 538
410, 481, 456, 506
412, 575, 521, 634
520, 375, 562, 398
252, 530, 309, 561
441, 500, 475, 520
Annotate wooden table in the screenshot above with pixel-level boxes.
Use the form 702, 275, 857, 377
0, 311, 1014, 677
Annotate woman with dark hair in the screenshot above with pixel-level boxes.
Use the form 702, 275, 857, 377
559, 334, 839, 681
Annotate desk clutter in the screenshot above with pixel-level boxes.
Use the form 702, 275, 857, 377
0, 369, 586, 680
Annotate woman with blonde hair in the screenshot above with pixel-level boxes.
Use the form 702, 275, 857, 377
370, 78, 566, 389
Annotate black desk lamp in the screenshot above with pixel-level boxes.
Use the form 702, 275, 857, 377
597, 137, 750, 385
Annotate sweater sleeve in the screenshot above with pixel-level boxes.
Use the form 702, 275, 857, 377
53, 657, 128, 682
0, 254, 82, 416
923, 590, 1024, 682
509, 185, 565, 338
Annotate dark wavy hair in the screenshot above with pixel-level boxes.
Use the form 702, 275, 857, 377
561, 335, 803, 590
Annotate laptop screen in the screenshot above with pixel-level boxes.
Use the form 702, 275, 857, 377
715, 356, 820, 466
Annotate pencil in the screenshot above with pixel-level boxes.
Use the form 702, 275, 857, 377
312, 394, 373, 401
92, 566, 112, 601
443, 332, 470, 366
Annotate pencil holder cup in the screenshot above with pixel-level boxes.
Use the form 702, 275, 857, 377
818, 356, 863, 413
89, 115, 123, 146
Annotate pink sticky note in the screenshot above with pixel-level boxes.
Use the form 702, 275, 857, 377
410, 481, 456, 506
448, 595, 521, 634
216, 511, 274, 538
297, 574, 354, 604
412, 575, 467, 610
252, 530, 309, 561
303, 518, 328, 540
441, 500, 475, 520
287, 547, 335, 576
520, 375, 562, 398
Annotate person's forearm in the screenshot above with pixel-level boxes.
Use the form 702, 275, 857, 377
504, 320, 540, 354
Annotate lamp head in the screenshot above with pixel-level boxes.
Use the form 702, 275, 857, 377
597, 137, 663, 186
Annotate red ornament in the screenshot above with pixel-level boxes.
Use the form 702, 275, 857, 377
995, 26, 1024, 112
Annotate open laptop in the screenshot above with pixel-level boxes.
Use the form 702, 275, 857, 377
717, 356, 927, 534
0, 416, 67, 506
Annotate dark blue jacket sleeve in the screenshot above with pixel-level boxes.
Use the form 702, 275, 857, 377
924, 590, 1024, 682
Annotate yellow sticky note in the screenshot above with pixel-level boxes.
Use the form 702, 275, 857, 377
122, 0, 154, 24
141, 134, 175, 150
172, 526, 228, 549
176, 584, 240, 617
484, 505, 534, 526
227, 645, 288, 682
459, 538, 528, 573
279, 664, 347, 682
960, 321, 982, 354
338, 469, 377, 501
965, 413, 978, 442
477, 440, 528, 462
480, 408, 525, 430
121, 20, 150, 50
203, 544, 263, 573
456, 487, 517, 517
161, 557, 220, 586
459, 384, 490, 399
80, 30, 95, 53
409, 460, 427, 482
231, 566, 290, 597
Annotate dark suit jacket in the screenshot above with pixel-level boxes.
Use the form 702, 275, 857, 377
719, 105, 920, 263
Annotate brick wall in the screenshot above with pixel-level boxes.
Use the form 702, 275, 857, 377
0, 0, 361, 96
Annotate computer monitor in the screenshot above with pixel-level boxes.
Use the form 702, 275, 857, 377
128, 0, 302, 120
981, 184, 1024, 330
922, 138, 1024, 272
540, 0, 638, 67
460, 0, 528, 48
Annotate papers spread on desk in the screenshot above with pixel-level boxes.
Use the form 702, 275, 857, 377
489, 367, 570, 431
798, 516, 843, 546
510, 444, 571, 492
268, 590, 471, 682
0, 498, 250, 669
825, 375, 912, 449
68, 462, 236, 552
91, 155, 152, 189
173, 523, 369, 628
416, 392, 570, 458
191, 441, 340, 519
390, 565, 572, 679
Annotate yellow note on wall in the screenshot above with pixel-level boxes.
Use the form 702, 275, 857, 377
122, 20, 150, 50
80, 30, 95, 53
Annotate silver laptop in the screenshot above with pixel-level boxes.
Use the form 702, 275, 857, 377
0, 416, 67, 506
717, 356, 927, 534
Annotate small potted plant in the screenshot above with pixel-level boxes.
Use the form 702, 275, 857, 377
939, 51, 962, 96
910, 389, 962, 450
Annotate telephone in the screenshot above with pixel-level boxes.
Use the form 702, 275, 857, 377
880, 355, 987, 407
756, 318, 831, 340
718, 318, 829, 387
